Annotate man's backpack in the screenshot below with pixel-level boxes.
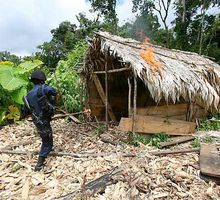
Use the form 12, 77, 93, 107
37, 85, 56, 117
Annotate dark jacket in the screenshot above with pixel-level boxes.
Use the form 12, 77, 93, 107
24, 84, 58, 117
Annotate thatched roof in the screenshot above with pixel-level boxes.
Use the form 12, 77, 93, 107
85, 31, 220, 111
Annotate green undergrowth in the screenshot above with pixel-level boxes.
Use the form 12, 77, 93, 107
127, 132, 170, 148
191, 136, 215, 148
197, 113, 220, 131
95, 125, 106, 136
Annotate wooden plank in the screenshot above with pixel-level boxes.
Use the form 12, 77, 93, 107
160, 136, 195, 148
92, 74, 116, 122
199, 172, 220, 185
117, 115, 196, 135
136, 104, 188, 116
199, 144, 220, 178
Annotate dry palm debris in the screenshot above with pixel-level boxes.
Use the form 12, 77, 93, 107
0, 119, 220, 200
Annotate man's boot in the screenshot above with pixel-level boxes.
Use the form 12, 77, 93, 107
34, 156, 45, 171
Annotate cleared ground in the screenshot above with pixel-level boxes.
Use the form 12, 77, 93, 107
0, 119, 219, 199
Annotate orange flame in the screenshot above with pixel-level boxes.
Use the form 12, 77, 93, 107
139, 34, 163, 77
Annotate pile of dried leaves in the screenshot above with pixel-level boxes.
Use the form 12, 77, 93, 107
0, 119, 219, 199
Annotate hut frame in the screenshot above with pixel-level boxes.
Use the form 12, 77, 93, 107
83, 31, 220, 128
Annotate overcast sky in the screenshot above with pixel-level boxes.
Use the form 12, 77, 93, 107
1, 1, 218, 56
0, 0, 135, 56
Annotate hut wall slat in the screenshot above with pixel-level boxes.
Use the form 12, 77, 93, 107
134, 104, 207, 121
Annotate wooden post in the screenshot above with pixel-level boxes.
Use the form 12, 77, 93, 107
132, 77, 137, 133
128, 77, 131, 118
105, 63, 108, 131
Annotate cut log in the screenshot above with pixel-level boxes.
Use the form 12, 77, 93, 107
118, 115, 196, 135
199, 144, 220, 178
54, 167, 122, 199
160, 136, 195, 148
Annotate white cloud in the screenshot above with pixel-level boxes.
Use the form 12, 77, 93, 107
0, 0, 137, 56
0, 0, 95, 56
116, 0, 135, 25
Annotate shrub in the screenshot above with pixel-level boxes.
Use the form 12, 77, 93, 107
47, 43, 87, 113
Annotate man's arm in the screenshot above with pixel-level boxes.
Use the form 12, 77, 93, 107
45, 85, 58, 96
22, 96, 31, 118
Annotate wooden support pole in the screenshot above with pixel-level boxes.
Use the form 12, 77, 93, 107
127, 77, 131, 118
133, 77, 137, 116
132, 77, 137, 133
105, 63, 108, 131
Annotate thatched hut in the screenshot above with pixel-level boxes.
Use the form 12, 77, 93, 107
83, 31, 220, 124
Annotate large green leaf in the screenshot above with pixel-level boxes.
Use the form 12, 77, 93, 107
18, 60, 43, 71
10, 87, 27, 104
0, 68, 28, 91
0, 61, 14, 67
6, 105, 20, 121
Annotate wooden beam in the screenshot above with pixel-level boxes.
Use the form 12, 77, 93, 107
92, 74, 116, 121
118, 115, 196, 135
93, 67, 131, 74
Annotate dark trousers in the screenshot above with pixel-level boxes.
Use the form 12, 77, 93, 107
33, 118, 53, 158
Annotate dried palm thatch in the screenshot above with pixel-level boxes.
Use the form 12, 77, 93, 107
84, 31, 220, 111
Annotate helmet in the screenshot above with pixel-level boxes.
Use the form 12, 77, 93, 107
30, 70, 46, 81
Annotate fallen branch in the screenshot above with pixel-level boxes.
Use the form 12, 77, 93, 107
54, 167, 122, 199
150, 147, 200, 156
160, 136, 195, 148
1, 140, 33, 151
52, 112, 83, 120
0, 147, 200, 158
0, 149, 115, 158
58, 109, 82, 124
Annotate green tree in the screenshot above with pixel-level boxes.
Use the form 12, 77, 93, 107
0, 51, 21, 65
88, 0, 118, 31
37, 21, 77, 69
132, 0, 172, 46
172, 0, 219, 51
36, 13, 106, 69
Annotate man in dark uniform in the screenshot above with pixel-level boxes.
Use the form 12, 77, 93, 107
23, 70, 58, 171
